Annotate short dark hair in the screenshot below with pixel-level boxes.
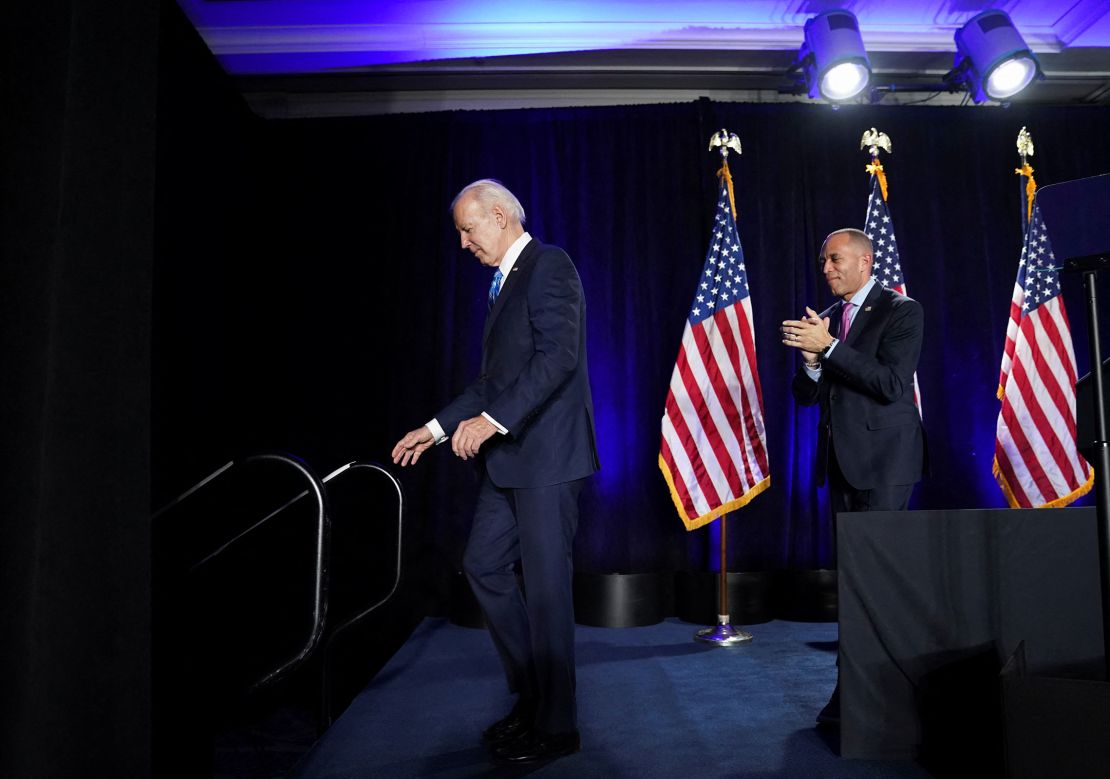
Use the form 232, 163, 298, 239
823, 228, 873, 256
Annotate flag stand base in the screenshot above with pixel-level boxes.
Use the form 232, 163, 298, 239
694, 615, 753, 645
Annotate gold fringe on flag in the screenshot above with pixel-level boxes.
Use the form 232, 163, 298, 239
992, 456, 1094, 509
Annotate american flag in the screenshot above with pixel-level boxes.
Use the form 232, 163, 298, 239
864, 162, 922, 412
659, 168, 770, 531
993, 202, 1092, 507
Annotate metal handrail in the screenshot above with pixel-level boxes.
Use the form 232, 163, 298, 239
318, 461, 404, 727
155, 455, 405, 718
154, 452, 331, 693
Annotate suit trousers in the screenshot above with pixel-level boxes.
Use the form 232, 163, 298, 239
828, 442, 914, 513
463, 474, 583, 735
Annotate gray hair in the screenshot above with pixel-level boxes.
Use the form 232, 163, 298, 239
451, 179, 527, 225
823, 227, 873, 256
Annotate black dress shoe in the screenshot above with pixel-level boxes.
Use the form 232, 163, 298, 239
492, 729, 580, 764
481, 700, 536, 744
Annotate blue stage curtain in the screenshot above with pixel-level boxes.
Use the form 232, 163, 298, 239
154, 99, 1110, 577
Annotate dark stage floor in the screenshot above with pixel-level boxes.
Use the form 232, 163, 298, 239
272, 618, 932, 778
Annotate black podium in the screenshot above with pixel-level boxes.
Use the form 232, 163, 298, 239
837, 508, 1103, 773
1040, 173, 1110, 671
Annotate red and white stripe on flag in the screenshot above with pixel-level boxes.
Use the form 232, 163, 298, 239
659, 173, 770, 530
997, 277, 1023, 399
993, 205, 1093, 508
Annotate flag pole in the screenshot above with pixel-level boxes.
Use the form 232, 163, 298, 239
694, 129, 754, 646
694, 518, 752, 647
1015, 126, 1036, 232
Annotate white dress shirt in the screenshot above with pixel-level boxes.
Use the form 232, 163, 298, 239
426, 232, 532, 443
803, 277, 877, 382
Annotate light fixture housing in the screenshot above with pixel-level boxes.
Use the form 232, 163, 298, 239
953, 9, 1041, 102
799, 10, 871, 101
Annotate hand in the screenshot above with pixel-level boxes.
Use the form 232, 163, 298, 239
782, 306, 833, 361
452, 416, 496, 460
392, 426, 434, 467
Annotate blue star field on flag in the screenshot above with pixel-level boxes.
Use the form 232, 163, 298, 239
690, 190, 750, 324
864, 176, 904, 290
1016, 205, 1061, 313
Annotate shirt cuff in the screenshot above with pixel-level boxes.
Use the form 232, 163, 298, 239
803, 362, 822, 381
426, 419, 447, 444
823, 337, 840, 358
481, 412, 508, 435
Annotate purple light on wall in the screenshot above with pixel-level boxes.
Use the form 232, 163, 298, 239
178, 0, 733, 74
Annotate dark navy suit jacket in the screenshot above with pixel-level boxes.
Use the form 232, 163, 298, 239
791, 282, 926, 490
436, 238, 599, 488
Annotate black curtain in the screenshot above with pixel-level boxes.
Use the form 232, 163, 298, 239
150, 3, 271, 774
154, 99, 1110, 580
0, 1, 158, 775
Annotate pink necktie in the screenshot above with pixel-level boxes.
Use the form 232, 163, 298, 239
840, 302, 855, 340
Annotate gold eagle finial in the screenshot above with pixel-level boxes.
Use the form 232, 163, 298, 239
1016, 126, 1034, 162
861, 128, 892, 201
860, 128, 892, 157
708, 129, 742, 158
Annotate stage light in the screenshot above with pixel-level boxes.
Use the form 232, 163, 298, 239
953, 9, 1041, 102
798, 10, 871, 101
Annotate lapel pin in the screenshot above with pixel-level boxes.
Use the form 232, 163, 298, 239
864, 305, 873, 311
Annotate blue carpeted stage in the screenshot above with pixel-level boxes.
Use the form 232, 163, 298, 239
288, 619, 930, 778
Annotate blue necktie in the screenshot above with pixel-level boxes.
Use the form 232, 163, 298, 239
488, 268, 503, 308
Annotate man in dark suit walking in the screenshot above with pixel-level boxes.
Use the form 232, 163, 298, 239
780, 227, 926, 726
392, 179, 599, 764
